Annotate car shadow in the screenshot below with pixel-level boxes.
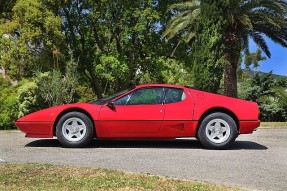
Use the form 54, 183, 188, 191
25, 139, 268, 150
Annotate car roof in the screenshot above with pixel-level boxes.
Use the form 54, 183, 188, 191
135, 84, 185, 89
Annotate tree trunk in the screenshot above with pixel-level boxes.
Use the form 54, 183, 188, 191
0, 66, 6, 79
224, 63, 237, 97
124, 30, 136, 89
223, 31, 241, 98
87, 67, 103, 99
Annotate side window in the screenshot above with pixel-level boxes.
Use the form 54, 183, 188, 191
114, 87, 164, 105
113, 94, 131, 105
164, 88, 186, 104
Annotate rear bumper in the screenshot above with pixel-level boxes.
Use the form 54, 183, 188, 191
15, 121, 54, 138
239, 120, 260, 134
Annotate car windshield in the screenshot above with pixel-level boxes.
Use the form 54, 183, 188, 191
90, 87, 135, 105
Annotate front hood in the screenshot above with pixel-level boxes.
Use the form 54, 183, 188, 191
16, 103, 102, 122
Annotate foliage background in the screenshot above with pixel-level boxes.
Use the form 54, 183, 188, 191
0, 0, 286, 129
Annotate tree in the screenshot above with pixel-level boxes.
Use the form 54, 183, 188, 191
190, 0, 227, 93
55, 0, 183, 98
163, 0, 227, 93
238, 72, 287, 121
162, 1, 200, 42
137, 57, 192, 86
0, 0, 63, 80
239, 72, 275, 102
243, 49, 266, 69
223, 0, 287, 97
0, 0, 16, 20
164, 0, 287, 97
0, 76, 18, 129
273, 77, 287, 117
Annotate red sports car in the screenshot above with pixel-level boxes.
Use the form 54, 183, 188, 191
15, 84, 260, 149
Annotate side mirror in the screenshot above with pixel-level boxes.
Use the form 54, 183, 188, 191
107, 101, 115, 110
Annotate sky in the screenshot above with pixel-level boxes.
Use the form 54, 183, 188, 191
247, 38, 287, 76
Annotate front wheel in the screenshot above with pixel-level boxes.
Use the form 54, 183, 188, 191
197, 112, 238, 149
56, 112, 94, 148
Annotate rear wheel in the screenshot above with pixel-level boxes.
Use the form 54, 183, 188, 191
56, 112, 94, 148
197, 112, 237, 149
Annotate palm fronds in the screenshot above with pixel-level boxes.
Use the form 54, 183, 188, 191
162, 0, 200, 42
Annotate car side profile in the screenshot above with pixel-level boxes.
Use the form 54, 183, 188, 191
15, 84, 260, 149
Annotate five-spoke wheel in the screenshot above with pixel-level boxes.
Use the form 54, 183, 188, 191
56, 112, 94, 148
62, 117, 87, 142
197, 112, 237, 149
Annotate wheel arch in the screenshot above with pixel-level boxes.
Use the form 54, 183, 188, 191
53, 108, 96, 137
196, 107, 239, 135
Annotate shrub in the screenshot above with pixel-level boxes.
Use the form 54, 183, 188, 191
17, 81, 44, 118
0, 88, 18, 129
35, 61, 79, 107
0, 77, 18, 129
259, 102, 286, 122
75, 85, 95, 102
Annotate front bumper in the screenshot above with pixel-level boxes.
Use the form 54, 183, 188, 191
15, 121, 54, 138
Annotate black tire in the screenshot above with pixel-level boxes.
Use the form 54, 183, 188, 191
56, 112, 94, 148
197, 112, 238, 149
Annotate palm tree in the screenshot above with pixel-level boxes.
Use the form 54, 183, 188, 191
164, 0, 287, 97
223, 0, 287, 97
162, 0, 200, 42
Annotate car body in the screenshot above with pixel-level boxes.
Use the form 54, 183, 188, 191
15, 84, 260, 149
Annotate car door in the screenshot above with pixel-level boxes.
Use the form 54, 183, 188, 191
97, 87, 165, 138
160, 87, 195, 137
163, 87, 194, 120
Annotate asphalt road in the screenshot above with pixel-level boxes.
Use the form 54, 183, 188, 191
0, 129, 287, 191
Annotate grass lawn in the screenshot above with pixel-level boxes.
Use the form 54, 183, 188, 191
260, 122, 287, 128
0, 163, 240, 191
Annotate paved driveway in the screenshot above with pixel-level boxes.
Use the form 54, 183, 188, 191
0, 129, 287, 191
